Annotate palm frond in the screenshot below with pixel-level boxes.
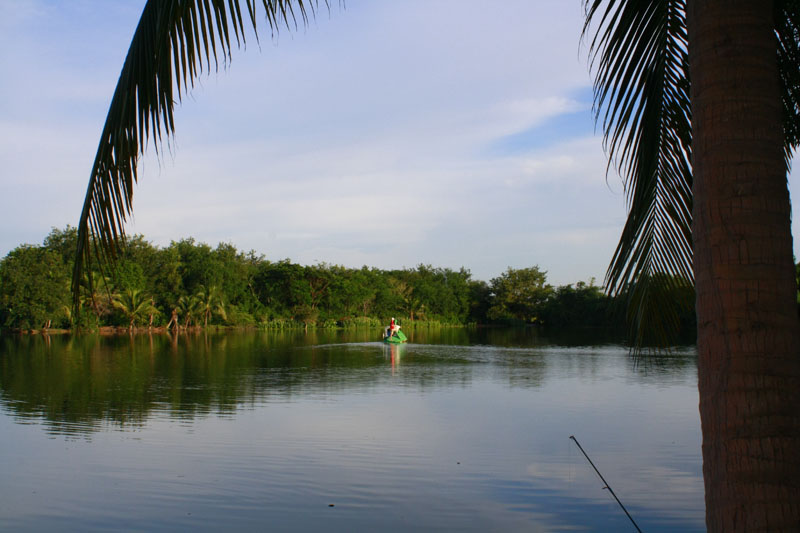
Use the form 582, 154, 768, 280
583, 0, 693, 349
777, 0, 800, 163
585, 0, 800, 348
73, 0, 323, 312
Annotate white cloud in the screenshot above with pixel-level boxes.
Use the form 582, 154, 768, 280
1, 0, 721, 286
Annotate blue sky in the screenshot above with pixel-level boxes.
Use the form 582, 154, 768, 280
1, 0, 798, 285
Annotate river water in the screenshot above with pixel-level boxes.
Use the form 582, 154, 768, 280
0, 328, 703, 532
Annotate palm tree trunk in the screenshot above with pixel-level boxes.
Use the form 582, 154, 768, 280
688, 1, 800, 529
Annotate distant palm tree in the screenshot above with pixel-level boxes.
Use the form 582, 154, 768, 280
81, 271, 113, 326
195, 285, 226, 328
165, 306, 180, 330
71, 0, 800, 528
177, 294, 199, 328
112, 289, 160, 330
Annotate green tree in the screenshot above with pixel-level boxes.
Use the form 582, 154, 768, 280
304, 264, 333, 311
112, 259, 146, 292
292, 303, 318, 330
211, 242, 255, 312
112, 288, 159, 330
407, 265, 466, 323
467, 279, 492, 323
252, 259, 310, 319
353, 267, 380, 317
386, 275, 423, 321
43, 226, 78, 265
79, 270, 114, 328
70, 0, 800, 527
119, 235, 170, 299
371, 270, 403, 318
0, 245, 70, 330
539, 279, 617, 330
170, 238, 219, 296
177, 294, 200, 328
316, 264, 374, 320
487, 266, 552, 324
149, 245, 183, 315
195, 285, 226, 327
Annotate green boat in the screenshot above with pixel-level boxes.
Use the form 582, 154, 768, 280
383, 329, 407, 343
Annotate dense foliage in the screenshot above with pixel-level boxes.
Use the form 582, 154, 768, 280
0, 227, 693, 337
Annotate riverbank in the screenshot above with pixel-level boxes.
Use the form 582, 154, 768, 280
2, 320, 472, 337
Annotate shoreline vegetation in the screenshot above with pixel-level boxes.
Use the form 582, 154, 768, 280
12, 320, 470, 336
0, 226, 697, 342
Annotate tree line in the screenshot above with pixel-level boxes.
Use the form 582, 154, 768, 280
0, 226, 693, 336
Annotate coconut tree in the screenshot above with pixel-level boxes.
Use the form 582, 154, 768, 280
689, 4, 800, 528
195, 284, 227, 328
177, 294, 200, 328
585, 0, 800, 528
71, 0, 800, 529
112, 288, 160, 330
80, 270, 114, 327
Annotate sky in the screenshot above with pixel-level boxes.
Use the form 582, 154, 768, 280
1, 1, 799, 286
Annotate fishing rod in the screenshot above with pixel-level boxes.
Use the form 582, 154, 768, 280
569, 435, 643, 533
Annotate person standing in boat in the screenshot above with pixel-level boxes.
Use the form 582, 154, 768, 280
385, 317, 400, 338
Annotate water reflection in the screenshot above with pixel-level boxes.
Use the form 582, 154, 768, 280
0, 330, 703, 532
0, 331, 697, 437
385, 342, 402, 373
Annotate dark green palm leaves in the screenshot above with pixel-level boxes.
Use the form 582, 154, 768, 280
777, 0, 800, 159
584, 0, 692, 348
584, 0, 800, 348
73, 0, 319, 311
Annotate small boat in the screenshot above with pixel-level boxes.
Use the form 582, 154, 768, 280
383, 317, 407, 343
383, 329, 407, 344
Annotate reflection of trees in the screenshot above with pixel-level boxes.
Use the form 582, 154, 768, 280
0, 334, 238, 432
0, 331, 696, 436
0, 331, 444, 434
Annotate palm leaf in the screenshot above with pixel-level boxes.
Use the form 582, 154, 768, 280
72, 0, 322, 312
583, 0, 693, 349
585, 0, 800, 349
777, 0, 800, 162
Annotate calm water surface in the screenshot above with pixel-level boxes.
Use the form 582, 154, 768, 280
0, 329, 703, 532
